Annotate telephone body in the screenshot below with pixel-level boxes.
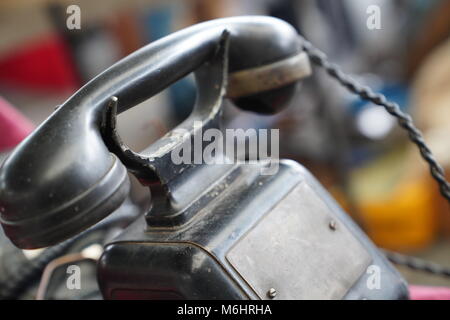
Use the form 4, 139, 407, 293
0, 16, 408, 300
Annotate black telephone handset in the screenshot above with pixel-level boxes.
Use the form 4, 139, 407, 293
0, 16, 410, 300
0, 16, 302, 249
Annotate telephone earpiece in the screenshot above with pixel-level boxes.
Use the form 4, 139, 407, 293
0, 16, 310, 249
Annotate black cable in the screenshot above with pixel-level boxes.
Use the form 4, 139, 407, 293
0, 235, 80, 300
383, 250, 450, 278
0, 201, 140, 300
300, 38, 450, 203
300, 37, 450, 280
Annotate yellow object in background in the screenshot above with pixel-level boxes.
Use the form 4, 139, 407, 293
358, 177, 437, 252
350, 148, 438, 252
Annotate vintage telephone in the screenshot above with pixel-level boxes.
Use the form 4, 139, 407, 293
0, 16, 420, 299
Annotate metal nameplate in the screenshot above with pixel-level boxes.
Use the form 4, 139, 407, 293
226, 182, 372, 300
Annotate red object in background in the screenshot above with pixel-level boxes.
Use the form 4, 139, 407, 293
0, 33, 80, 92
0, 96, 34, 152
410, 285, 450, 300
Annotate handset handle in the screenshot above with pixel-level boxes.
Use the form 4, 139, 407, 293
0, 16, 303, 249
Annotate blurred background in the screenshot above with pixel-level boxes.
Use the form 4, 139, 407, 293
0, 0, 449, 289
